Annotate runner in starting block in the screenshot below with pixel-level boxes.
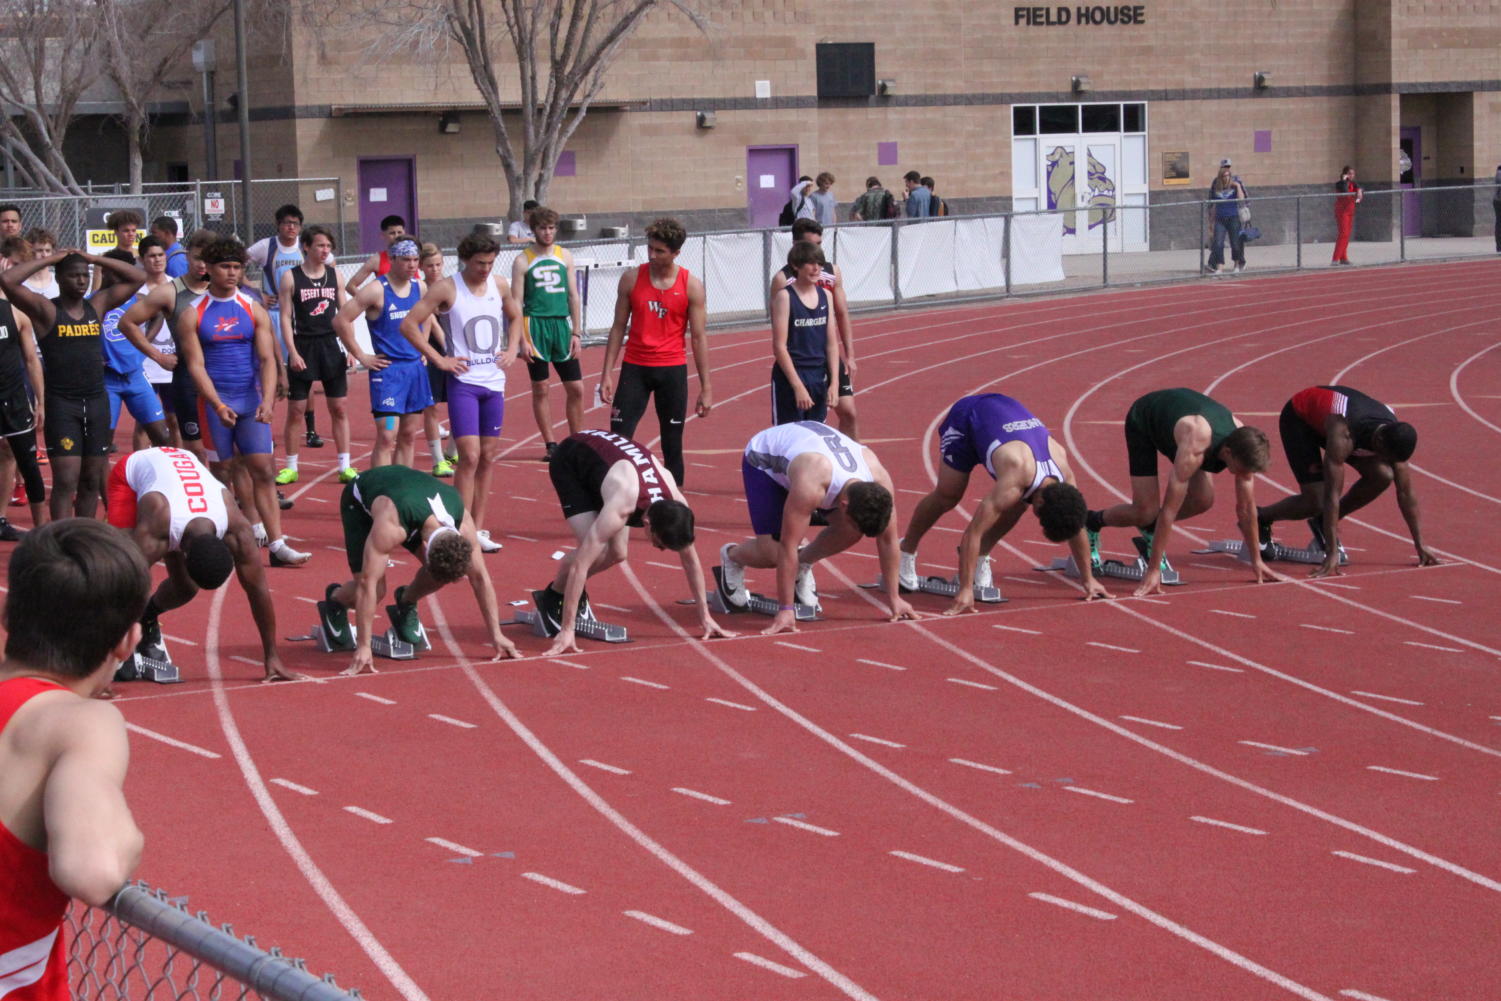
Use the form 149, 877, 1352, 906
718, 421, 915, 635
1042, 534, 1182, 586
1254, 385, 1438, 577
536, 430, 734, 655
1201, 522, 1347, 569
108, 446, 302, 684
1082, 388, 1286, 596
897, 393, 1108, 612
320, 464, 517, 676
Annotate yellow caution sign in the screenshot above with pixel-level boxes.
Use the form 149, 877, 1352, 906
86, 229, 120, 251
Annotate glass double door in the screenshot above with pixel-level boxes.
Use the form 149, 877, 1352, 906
1040, 137, 1122, 255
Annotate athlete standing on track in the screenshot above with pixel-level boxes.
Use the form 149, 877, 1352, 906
98, 248, 172, 448
344, 215, 407, 294
247, 204, 304, 357
718, 420, 916, 635
770, 218, 858, 439
1, 249, 144, 520
402, 231, 518, 554
131, 236, 179, 449
0, 283, 45, 536
0, 521, 149, 1000
537, 430, 734, 655
1084, 387, 1280, 596
1257, 385, 1439, 576
901, 393, 1108, 612
320, 464, 518, 676
276, 225, 354, 487
175, 239, 310, 568
513, 206, 584, 460
417, 242, 456, 478
335, 239, 431, 470
768, 242, 839, 426
108, 446, 301, 684
598, 217, 713, 486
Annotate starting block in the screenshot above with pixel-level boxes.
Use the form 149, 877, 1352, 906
115, 636, 182, 684
1036, 536, 1183, 586
1198, 534, 1347, 567
512, 589, 630, 644
860, 575, 1006, 604
706, 567, 819, 619
385, 600, 432, 652
288, 599, 418, 660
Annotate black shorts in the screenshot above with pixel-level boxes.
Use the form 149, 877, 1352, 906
288, 336, 349, 401
1280, 401, 1326, 485
46, 393, 111, 458
427, 361, 447, 404
837, 359, 854, 398
0, 384, 36, 437
1123, 404, 1161, 478
548, 438, 605, 519
526, 356, 583, 384
171, 376, 201, 442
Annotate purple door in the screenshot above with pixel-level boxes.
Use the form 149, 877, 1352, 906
357, 157, 417, 253
746, 146, 797, 229
1399, 127, 1420, 237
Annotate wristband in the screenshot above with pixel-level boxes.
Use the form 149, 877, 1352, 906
778, 604, 794, 612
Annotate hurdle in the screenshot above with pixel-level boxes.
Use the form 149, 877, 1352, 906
706, 566, 819, 620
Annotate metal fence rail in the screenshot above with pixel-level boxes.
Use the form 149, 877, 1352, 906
67, 882, 360, 1001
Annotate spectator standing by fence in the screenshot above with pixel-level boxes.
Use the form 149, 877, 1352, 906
1332, 166, 1361, 265
150, 218, 189, 279
903, 171, 931, 218
808, 173, 837, 226
1205, 159, 1249, 274
851, 177, 895, 222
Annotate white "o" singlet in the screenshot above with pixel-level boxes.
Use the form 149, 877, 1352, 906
126, 447, 229, 550
443, 275, 509, 392
744, 421, 873, 508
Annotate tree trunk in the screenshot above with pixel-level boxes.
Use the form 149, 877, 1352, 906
127, 110, 144, 194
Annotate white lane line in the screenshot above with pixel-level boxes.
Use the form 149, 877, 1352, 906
1331, 851, 1416, 875
932, 525, 963, 533
773, 641, 821, 653
1410, 595, 1461, 605
1086, 641, 1140, 654
1366, 765, 1439, 781
1120, 715, 1183, 730
1028, 892, 1118, 921
620, 676, 670, 690
425, 837, 482, 857
949, 758, 1012, 776
125, 723, 222, 760
1190, 816, 1268, 836
947, 677, 999, 691
548, 658, 589, 670
302, 496, 329, 504
1187, 659, 1244, 673
773, 817, 841, 837
857, 658, 907, 671
1314, 581, 1360, 591
624, 910, 694, 936
163, 633, 200, 646
1340, 990, 1399, 1001
1209, 609, 1256, 619
344, 806, 394, 825
428, 714, 477, 729
1404, 640, 1464, 653
848, 733, 905, 749
269, 777, 318, 796
1002, 575, 1046, 586
1239, 740, 1312, 756
594, 603, 630, 613
993, 623, 1042, 635
579, 759, 632, 776
671, 787, 731, 805
355, 692, 396, 705
889, 850, 965, 873
295, 596, 319, 604
1062, 786, 1134, 805
323, 545, 345, 553
521, 872, 587, 895
508, 495, 538, 502
733, 952, 807, 979
1350, 691, 1424, 707
229, 656, 262, 668
705, 697, 757, 711
1301, 623, 1355, 635
645, 561, 678, 571
506, 534, 539, 542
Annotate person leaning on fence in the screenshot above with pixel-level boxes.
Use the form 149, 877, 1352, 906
850, 177, 896, 222
0, 519, 151, 998
1205, 159, 1249, 274
1331, 166, 1361, 266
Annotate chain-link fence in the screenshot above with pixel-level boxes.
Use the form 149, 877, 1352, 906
66, 882, 360, 1001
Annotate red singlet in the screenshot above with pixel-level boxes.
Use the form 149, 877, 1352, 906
623, 264, 690, 367
376, 250, 391, 277
0, 678, 71, 1001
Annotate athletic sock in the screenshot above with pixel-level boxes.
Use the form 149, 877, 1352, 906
285, 454, 299, 472
428, 440, 444, 464
252, 522, 268, 543
338, 452, 351, 470
305, 412, 316, 432
1084, 509, 1105, 534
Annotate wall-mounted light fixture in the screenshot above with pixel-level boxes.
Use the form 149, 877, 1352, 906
695, 110, 716, 128
877, 79, 895, 96
1071, 75, 1092, 95
438, 111, 460, 134
1253, 71, 1272, 89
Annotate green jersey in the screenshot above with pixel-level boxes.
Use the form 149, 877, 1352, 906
340, 465, 465, 571
1126, 388, 1237, 474
521, 246, 571, 319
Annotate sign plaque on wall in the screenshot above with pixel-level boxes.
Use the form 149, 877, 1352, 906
1162, 151, 1191, 185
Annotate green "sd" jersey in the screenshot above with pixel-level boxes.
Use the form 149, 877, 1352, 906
521, 246, 571, 318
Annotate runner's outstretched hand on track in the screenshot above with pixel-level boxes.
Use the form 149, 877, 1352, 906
261, 653, 309, 684
1308, 553, 1344, 579
341, 648, 378, 677
700, 615, 736, 640
1080, 577, 1112, 601
1252, 560, 1293, 584
489, 634, 521, 660
1415, 547, 1441, 567
888, 596, 918, 622
943, 592, 975, 616
543, 629, 580, 657
761, 609, 798, 636
1133, 568, 1165, 598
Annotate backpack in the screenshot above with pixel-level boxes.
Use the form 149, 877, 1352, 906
930, 195, 948, 217
777, 195, 804, 228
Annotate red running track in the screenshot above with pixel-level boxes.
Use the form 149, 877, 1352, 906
19, 259, 1501, 1001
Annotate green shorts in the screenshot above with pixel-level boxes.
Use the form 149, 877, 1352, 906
524, 315, 574, 363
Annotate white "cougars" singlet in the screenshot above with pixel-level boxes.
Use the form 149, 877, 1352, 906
444, 276, 509, 392
744, 421, 872, 508
119, 447, 229, 550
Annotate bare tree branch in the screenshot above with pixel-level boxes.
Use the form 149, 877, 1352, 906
0, 0, 107, 194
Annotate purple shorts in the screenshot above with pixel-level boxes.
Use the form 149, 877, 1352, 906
742, 456, 792, 539
447, 378, 505, 438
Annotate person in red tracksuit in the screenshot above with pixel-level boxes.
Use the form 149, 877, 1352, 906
1332, 166, 1361, 265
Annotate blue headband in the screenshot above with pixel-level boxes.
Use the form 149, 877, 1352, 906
389, 239, 420, 259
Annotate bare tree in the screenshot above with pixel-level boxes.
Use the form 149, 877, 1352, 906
98, 0, 236, 194
0, 0, 107, 194
325, 0, 710, 219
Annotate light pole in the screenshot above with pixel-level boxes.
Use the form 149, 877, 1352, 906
233, 0, 252, 245
191, 39, 218, 180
